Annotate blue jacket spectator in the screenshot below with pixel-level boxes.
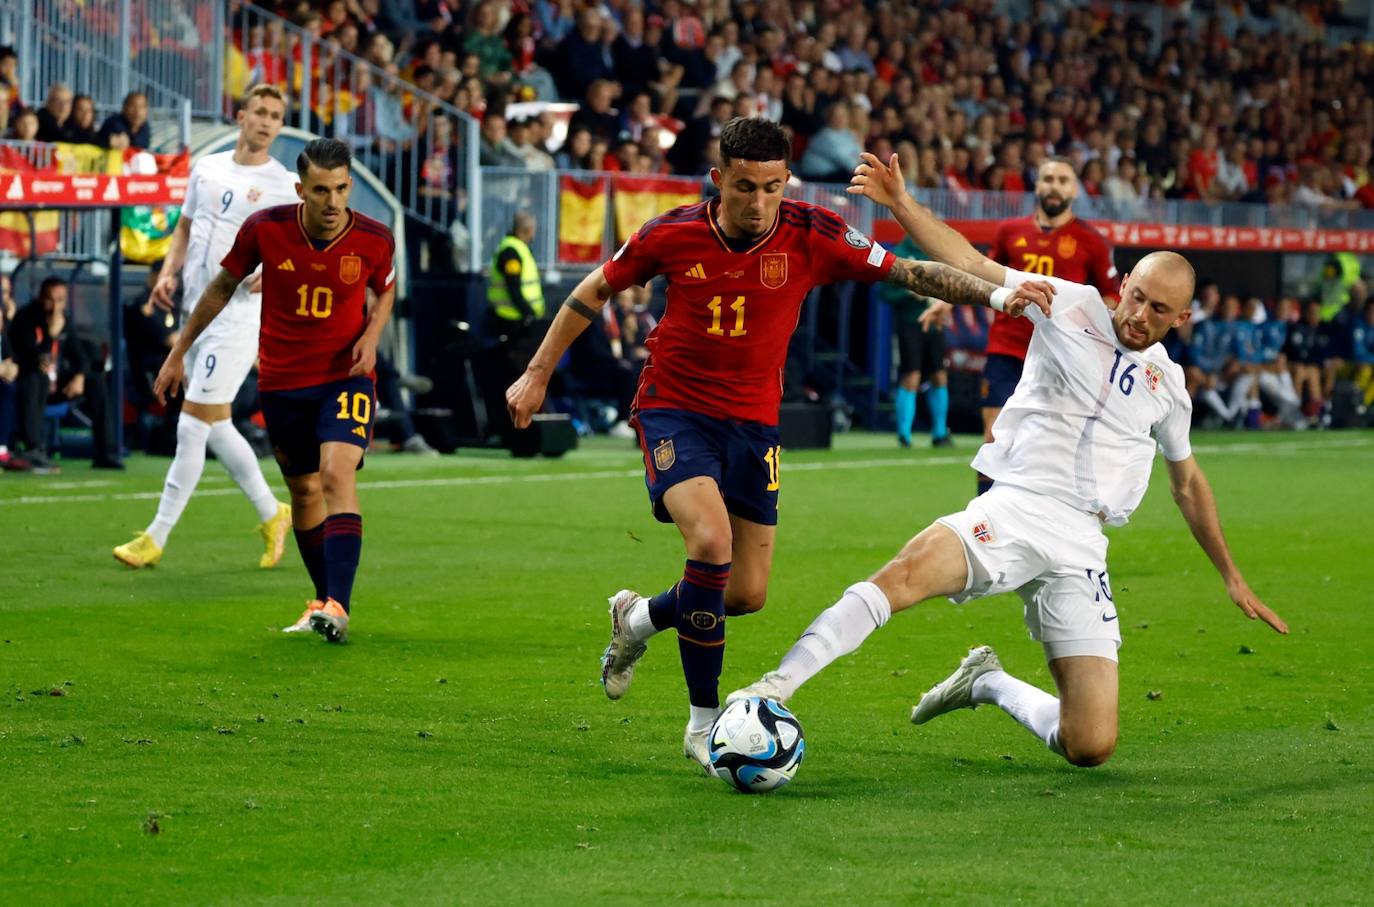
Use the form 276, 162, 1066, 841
798, 103, 863, 183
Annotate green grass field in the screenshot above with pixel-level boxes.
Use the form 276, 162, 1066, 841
2, 431, 1372, 904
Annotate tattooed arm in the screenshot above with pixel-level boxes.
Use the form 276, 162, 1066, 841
885, 257, 1055, 317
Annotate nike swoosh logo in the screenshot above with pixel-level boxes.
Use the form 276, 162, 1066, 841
1102, 613, 1118, 623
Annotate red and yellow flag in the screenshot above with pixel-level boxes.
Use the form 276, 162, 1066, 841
558, 174, 607, 264
612, 175, 699, 244
0, 146, 59, 257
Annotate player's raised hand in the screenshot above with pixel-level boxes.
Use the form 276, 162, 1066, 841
920, 300, 953, 332
349, 335, 378, 376
847, 152, 909, 210
1003, 279, 1056, 318
505, 370, 547, 430
152, 349, 185, 404
1227, 575, 1288, 634
149, 272, 178, 311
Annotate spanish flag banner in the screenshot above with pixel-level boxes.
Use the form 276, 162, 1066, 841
558, 174, 606, 264
0, 146, 59, 257
612, 175, 700, 244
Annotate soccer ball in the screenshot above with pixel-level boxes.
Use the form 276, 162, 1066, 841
708, 696, 805, 793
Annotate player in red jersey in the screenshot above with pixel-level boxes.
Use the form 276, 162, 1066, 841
505, 118, 1054, 771
154, 139, 397, 644
924, 158, 1119, 493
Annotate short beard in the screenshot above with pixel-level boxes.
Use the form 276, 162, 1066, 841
1038, 195, 1070, 219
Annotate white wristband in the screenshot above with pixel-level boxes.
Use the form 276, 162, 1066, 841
989, 287, 1012, 313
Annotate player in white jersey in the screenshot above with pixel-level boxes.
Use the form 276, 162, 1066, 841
114, 85, 300, 569
731, 152, 1287, 768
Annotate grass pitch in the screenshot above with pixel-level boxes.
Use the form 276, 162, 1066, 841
1, 431, 1372, 904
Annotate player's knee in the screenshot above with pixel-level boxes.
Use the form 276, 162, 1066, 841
685, 527, 733, 565
725, 587, 767, 614
1061, 734, 1117, 768
319, 463, 352, 499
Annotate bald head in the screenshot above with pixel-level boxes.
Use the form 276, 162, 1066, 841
1113, 251, 1196, 350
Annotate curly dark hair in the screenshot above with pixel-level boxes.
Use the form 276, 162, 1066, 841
719, 117, 790, 167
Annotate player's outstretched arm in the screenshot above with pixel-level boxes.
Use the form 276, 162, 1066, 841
150, 214, 193, 311
153, 268, 241, 403
1166, 455, 1288, 634
886, 258, 1055, 317
848, 152, 1006, 287
505, 266, 615, 429
350, 285, 396, 377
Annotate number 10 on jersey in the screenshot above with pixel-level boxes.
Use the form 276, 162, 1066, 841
296, 284, 334, 319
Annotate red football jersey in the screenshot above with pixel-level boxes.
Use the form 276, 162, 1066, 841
985, 215, 1118, 360
221, 204, 396, 391
603, 198, 894, 425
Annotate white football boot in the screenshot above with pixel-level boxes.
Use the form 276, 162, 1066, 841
726, 671, 790, 706
600, 589, 648, 700
683, 720, 714, 775
910, 645, 1003, 725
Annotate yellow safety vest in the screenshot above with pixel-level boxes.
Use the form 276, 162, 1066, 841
488, 235, 545, 321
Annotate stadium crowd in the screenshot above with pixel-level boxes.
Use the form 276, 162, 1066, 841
231, 0, 1374, 210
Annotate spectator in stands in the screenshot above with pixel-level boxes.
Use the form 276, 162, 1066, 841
508, 117, 555, 171
0, 83, 12, 136
98, 91, 151, 150
35, 82, 75, 143
67, 94, 99, 146
555, 125, 594, 170
556, 7, 615, 101
465, 1, 512, 83
478, 113, 523, 168
1293, 164, 1357, 213
0, 272, 29, 471
10, 277, 120, 472
1186, 290, 1239, 424
568, 79, 620, 144
8, 107, 37, 141
0, 45, 17, 100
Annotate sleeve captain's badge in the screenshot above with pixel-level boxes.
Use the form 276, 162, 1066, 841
339, 254, 362, 284
760, 253, 788, 289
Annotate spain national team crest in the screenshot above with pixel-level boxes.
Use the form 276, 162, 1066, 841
972, 521, 995, 544
761, 253, 787, 289
1057, 235, 1078, 259
1144, 362, 1164, 393
653, 439, 676, 471
339, 254, 362, 284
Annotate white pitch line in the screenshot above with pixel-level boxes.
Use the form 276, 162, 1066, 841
0, 435, 1369, 508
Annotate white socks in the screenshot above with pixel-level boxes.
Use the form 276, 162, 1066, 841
1201, 387, 1234, 421
625, 597, 658, 643
146, 414, 279, 547
773, 582, 892, 701
972, 670, 1065, 756
207, 419, 279, 523
688, 705, 720, 733
147, 413, 213, 547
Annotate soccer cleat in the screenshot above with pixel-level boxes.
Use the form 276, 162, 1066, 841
726, 671, 789, 706
258, 502, 292, 568
113, 531, 163, 568
910, 645, 1003, 725
309, 598, 349, 643
282, 599, 325, 633
600, 589, 648, 700
931, 434, 955, 448
683, 722, 713, 774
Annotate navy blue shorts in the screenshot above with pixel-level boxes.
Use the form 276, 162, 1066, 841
260, 375, 376, 477
981, 353, 1025, 409
631, 407, 781, 526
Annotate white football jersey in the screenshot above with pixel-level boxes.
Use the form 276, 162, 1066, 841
971, 268, 1193, 526
179, 151, 298, 323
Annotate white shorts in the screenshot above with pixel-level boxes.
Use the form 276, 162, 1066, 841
182, 324, 258, 405
936, 484, 1121, 662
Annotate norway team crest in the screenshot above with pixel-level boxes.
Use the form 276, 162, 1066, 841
760, 253, 788, 289
972, 521, 995, 544
653, 439, 676, 471
1057, 235, 1077, 259
246, 187, 261, 203
1144, 362, 1164, 392
339, 254, 362, 284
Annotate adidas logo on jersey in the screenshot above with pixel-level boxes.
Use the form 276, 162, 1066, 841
351, 425, 367, 438
278, 259, 295, 271
1014, 237, 1028, 247
685, 263, 707, 279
